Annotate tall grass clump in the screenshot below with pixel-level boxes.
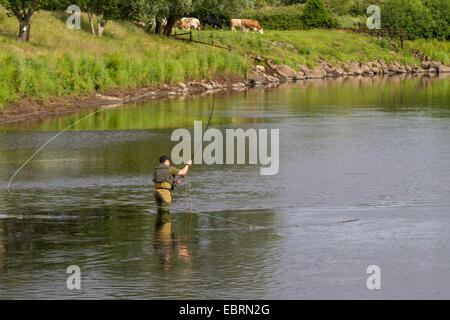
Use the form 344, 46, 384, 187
409, 38, 450, 64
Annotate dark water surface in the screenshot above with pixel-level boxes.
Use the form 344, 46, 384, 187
0, 75, 449, 299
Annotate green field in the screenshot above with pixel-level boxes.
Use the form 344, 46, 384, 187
0, 8, 448, 108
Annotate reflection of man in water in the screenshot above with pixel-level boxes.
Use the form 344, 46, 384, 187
0, 222, 4, 273
153, 155, 192, 215
154, 211, 192, 272
154, 211, 175, 271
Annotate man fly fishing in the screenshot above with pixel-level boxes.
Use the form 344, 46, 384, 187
153, 155, 192, 215
153, 95, 214, 217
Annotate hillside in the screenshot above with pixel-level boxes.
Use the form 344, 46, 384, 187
0, 8, 449, 110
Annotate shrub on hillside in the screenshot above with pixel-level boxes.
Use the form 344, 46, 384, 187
243, 4, 305, 30
381, 0, 434, 40
348, 0, 384, 16
302, 0, 336, 28
281, 0, 306, 4
323, 0, 354, 16
254, 13, 304, 30
335, 14, 360, 29
422, 0, 450, 39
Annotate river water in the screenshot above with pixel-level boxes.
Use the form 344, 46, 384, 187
0, 75, 449, 299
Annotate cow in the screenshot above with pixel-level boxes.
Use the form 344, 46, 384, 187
134, 21, 146, 28
202, 17, 223, 29
149, 18, 167, 31
241, 19, 263, 34
231, 19, 243, 32
180, 17, 202, 30
174, 20, 183, 30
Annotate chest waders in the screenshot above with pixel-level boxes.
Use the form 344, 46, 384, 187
153, 163, 176, 190
153, 163, 175, 214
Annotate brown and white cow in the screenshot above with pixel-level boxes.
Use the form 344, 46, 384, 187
134, 21, 146, 28
241, 19, 263, 34
231, 19, 243, 32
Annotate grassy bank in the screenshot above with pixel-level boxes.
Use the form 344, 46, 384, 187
0, 9, 250, 108
0, 8, 449, 109
195, 29, 449, 70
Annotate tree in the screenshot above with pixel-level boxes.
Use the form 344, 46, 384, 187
281, 0, 306, 4
131, 0, 250, 36
192, 0, 251, 22
130, 0, 167, 33
76, 0, 122, 37
302, 0, 334, 28
0, 0, 46, 41
131, 0, 194, 36
422, 0, 450, 39
163, 0, 192, 36
382, 0, 434, 40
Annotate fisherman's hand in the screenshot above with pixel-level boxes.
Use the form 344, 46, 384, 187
186, 159, 193, 166
175, 178, 182, 184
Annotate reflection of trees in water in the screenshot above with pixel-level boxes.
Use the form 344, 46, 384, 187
18, 90, 264, 131
2, 73, 449, 132
246, 73, 450, 114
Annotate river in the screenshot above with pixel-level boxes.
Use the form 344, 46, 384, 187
0, 74, 449, 299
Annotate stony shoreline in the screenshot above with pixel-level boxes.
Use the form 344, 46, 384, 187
246, 52, 450, 85
0, 53, 449, 126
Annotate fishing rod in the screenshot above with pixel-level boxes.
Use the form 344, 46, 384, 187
7, 90, 164, 206
6, 90, 267, 230
184, 93, 216, 212
182, 94, 269, 230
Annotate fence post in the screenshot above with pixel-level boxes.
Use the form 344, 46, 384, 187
190, 30, 192, 41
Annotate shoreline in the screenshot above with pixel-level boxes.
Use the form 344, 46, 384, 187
0, 57, 449, 127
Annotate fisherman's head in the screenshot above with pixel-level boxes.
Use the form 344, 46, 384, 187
159, 155, 170, 166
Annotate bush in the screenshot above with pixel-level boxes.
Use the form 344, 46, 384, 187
303, 0, 336, 28
335, 14, 360, 29
281, 0, 306, 4
348, 0, 384, 16
248, 13, 304, 30
243, 4, 305, 30
422, 0, 450, 39
382, 0, 434, 40
323, 0, 354, 16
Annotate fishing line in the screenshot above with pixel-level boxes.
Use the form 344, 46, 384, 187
182, 94, 267, 230
7, 90, 165, 206
6, 91, 267, 230
184, 93, 215, 212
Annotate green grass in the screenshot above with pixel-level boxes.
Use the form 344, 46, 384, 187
0, 9, 250, 108
0, 8, 448, 108
194, 29, 449, 70
408, 38, 450, 65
